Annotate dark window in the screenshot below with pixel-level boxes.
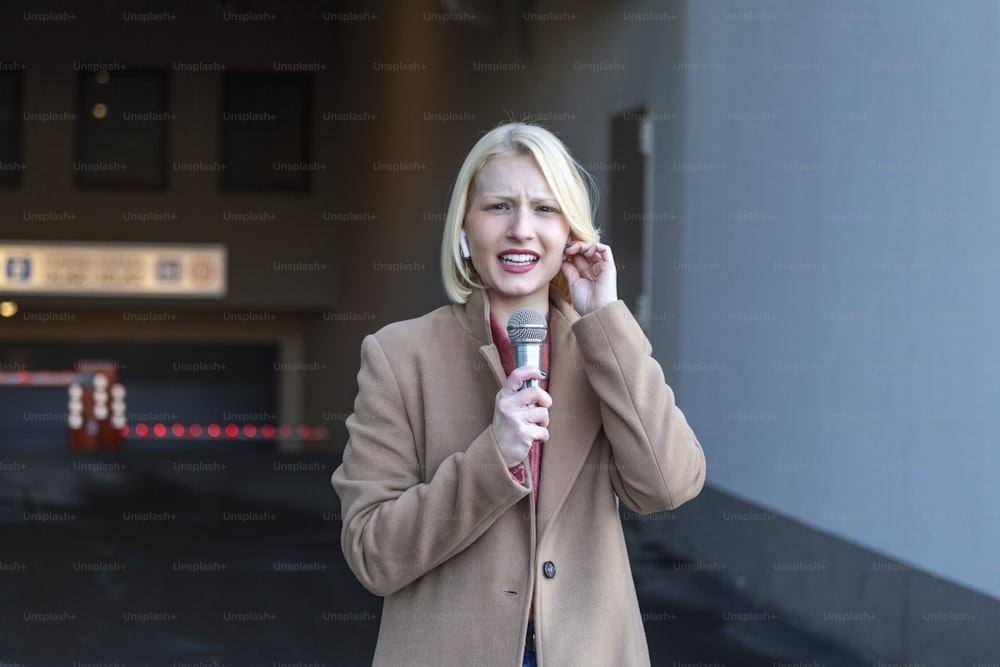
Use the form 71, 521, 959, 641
75, 69, 170, 189
221, 72, 312, 193
0, 68, 24, 188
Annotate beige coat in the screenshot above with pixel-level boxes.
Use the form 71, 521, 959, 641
332, 288, 705, 666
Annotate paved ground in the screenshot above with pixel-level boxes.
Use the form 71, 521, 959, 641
0, 446, 870, 666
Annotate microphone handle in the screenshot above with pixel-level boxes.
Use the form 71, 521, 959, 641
513, 343, 543, 391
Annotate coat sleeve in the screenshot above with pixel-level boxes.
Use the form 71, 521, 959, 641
331, 333, 529, 597
572, 300, 706, 514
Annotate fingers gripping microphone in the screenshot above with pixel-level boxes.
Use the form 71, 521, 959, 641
507, 308, 548, 390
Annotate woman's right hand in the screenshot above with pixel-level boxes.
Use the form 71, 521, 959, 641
492, 366, 552, 469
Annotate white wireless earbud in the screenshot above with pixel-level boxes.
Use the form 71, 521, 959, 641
459, 230, 471, 259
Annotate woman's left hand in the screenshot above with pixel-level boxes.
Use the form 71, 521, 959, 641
561, 241, 618, 316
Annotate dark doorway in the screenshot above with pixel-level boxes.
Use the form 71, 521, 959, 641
0, 342, 278, 450
609, 108, 649, 318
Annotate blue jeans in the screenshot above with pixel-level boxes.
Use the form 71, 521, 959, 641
522, 622, 536, 667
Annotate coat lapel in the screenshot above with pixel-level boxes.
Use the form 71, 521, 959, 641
535, 294, 602, 538
460, 289, 508, 387
461, 288, 603, 536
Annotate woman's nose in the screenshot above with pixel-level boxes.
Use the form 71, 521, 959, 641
507, 206, 535, 240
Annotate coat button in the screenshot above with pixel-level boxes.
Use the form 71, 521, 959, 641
542, 561, 556, 579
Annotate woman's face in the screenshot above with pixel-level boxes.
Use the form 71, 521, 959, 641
464, 152, 570, 311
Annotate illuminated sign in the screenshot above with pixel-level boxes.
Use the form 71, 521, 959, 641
0, 241, 227, 297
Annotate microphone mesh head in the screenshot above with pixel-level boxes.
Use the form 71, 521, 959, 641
507, 308, 548, 344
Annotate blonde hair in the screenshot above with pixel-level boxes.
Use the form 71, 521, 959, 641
441, 122, 600, 304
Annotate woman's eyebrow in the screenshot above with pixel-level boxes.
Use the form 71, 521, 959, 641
478, 192, 557, 202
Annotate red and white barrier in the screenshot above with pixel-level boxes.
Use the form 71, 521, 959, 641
67, 369, 126, 451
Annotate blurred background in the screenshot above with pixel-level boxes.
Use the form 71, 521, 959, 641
1, 0, 997, 665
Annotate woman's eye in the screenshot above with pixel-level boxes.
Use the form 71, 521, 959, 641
538, 206, 557, 213
487, 203, 508, 210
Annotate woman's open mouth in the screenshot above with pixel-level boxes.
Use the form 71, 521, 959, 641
498, 251, 539, 273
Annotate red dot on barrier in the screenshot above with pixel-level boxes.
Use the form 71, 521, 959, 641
88, 419, 326, 443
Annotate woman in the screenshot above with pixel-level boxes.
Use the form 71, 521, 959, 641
332, 122, 705, 666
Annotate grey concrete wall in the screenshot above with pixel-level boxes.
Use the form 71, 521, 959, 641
672, 0, 1000, 604
656, 0, 1000, 661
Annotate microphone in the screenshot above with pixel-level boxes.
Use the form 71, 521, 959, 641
506, 308, 548, 389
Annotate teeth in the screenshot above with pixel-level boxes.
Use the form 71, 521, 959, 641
500, 253, 537, 264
